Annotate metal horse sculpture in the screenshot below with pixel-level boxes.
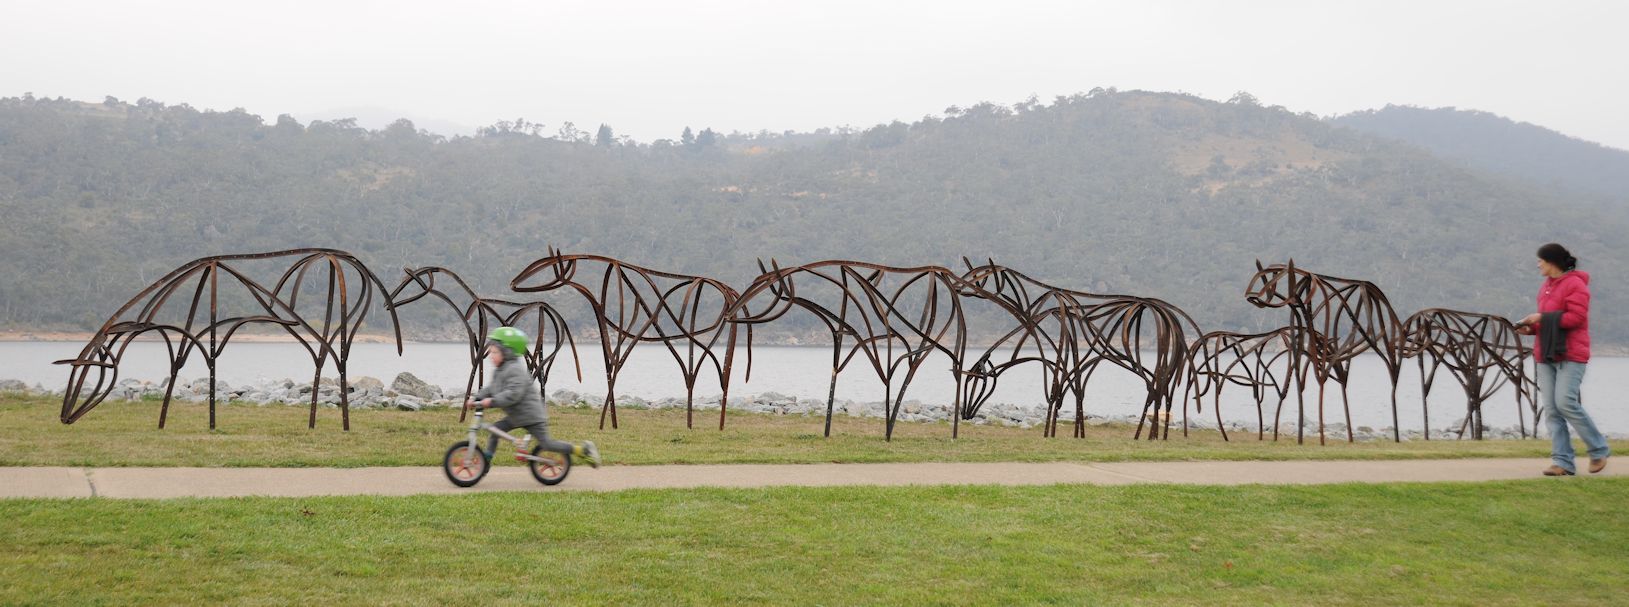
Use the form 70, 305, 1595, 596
956, 260, 1198, 440
723, 259, 970, 441
1245, 260, 1407, 443
1184, 327, 1304, 441
55, 249, 401, 430
1400, 308, 1534, 439
509, 249, 741, 430
388, 266, 581, 419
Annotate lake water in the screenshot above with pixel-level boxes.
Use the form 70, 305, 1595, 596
5, 341, 1624, 434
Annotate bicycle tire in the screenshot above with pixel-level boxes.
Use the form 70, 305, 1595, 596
528, 445, 571, 485
443, 440, 490, 487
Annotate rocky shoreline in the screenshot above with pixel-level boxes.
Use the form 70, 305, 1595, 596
2, 375, 1594, 442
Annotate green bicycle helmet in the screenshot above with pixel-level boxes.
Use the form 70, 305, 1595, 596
486, 326, 529, 357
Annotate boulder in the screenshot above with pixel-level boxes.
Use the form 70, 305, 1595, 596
351, 376, 385, 392
391, 373, 438, 400
395, 395, 425, 411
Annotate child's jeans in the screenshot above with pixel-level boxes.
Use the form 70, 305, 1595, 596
488, 418, 575, 457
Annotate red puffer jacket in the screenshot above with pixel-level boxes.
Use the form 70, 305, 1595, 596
1533, 270, 1591, 363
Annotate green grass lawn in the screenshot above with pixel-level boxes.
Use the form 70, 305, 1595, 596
3, 395, 1619, 467
2, 480, 1625, 606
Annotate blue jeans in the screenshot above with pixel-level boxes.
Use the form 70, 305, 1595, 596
1537, 361, 1610, 472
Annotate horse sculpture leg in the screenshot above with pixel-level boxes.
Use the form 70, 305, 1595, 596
207, 360, 219, 430
339, 364, 351, 432
824, 366, 839, 438
719, 323, 738, 432
307, 367, 322, 429
1047, 385, 1065, 439
1316, 380, 1327, 446
1389, 383, 1401, 442
158, 366, 181, 430
1340, 382, 1354, 442
1073, 389, 1086, 439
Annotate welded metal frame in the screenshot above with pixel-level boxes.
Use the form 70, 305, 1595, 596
54, 249, 401, 430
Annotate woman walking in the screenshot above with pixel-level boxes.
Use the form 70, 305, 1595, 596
1516, 243, 1609, 476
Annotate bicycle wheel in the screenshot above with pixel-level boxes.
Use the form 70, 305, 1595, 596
443, 440, 490, 487
528, 445, 571, 485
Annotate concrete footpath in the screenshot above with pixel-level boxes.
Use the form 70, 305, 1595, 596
1, 458, 1620, 499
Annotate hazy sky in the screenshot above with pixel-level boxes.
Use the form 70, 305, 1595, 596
3, 1, 1626, 148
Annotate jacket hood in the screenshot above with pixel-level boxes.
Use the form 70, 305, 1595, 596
1553, 270, 1591, 286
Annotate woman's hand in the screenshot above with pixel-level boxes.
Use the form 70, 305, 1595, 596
1518, 312, 1542, 326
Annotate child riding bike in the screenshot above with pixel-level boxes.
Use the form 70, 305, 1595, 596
468, 326, 600, 467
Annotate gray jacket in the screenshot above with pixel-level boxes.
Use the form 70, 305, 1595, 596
473, 356, 546, 427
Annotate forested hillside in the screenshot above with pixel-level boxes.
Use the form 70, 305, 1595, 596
2, 91, 1624, 343
1333, 105, 1629, 204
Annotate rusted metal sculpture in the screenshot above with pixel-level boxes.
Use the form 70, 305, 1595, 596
58, 248, 1542, 446
722, 259, 973, 440
1183, 327, 1305, 441
388, 266, 581, 419
509, 249, 742, 430
1400, 309, 1535, 439
1245, 260, 1407, 443
55, 249, 401, 430
956, 260, 1198, 440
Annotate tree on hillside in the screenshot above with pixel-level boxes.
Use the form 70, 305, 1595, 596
557, 121, 588, 143
596, 124, 615, 147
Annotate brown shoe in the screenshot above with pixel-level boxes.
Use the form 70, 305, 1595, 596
1543, 465, 1575, 476
1589, 457, 1608, 474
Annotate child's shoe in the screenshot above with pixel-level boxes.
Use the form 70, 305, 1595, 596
584, 441, 601, 468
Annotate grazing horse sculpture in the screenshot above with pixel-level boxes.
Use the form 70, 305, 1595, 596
1400, 309, 1534, 439
723, 259, 971, 440
956, 260, 1199, 440
509, 249, 741, 430
1184, 327, 1304, 441
55, 249, 401, 430
1245, 260, 1407, 443
388, 266, 580, 419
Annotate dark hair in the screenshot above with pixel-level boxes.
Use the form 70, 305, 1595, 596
1537, 243, 1578, 272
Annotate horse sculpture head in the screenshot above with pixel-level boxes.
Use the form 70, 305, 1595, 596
388, 267, 442, 308
54, 324, 204, 424
53, 332, 121, 424
723, 258, 803, 326
509, 246, 579, 293
1244, 259, 1303, 309
957, 257, 1000, 290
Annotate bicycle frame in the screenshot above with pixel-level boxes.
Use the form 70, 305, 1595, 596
463, 408, 553, 463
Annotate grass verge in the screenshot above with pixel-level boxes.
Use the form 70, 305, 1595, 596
2, 480, 1625, 606
4, 395, 1616, 467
